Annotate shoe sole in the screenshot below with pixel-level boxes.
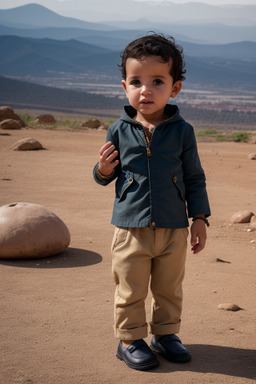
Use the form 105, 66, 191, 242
116, 351, 159, 371
150, 344, 191, 363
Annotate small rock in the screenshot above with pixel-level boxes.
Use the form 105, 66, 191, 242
250, 215, 256, 230
0, 106, 25, 126
35, 114, 56, 124
218, 303, 242, 311
0, 119, 22, 130
0, 106, 14, 120
216, 258, 231, 264
231, 210, 255, 224
82, 118, 102, 129
248, 153, 256, 160
10, 138, 44, 151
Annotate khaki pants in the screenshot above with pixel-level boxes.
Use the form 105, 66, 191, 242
111, 227, 188, 340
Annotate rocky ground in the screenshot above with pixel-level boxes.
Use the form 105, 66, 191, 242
0, 123, 255, 384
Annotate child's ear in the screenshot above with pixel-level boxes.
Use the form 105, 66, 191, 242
171, 81, 182, 98
121, 80, 127, 94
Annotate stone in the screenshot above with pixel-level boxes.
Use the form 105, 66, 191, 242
250, 215, 256, 230
0, 119, 22, 130
218, 303, 242, 311
216, 258, 231, 263
248, 153, 256, 160
10, 138, 44, 151
82, 118, 102, 129
0, 106, 25, 127
230, 210, 255, 224
0, 106, 14, 120
35, 114, 56, 124
0, 202, 70, 259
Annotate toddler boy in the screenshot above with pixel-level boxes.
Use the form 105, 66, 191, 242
93, 34, 210, 371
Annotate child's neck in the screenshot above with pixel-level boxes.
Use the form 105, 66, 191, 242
134, 112, 168, 130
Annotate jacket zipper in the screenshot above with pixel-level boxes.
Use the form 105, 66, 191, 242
138, 123, 153, 222
137, 122, 152, 157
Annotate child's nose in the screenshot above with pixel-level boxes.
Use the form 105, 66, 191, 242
141, 85, 152, 95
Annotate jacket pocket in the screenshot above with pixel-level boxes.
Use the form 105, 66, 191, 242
173, 175, 185, 202
119, 171, 134, 201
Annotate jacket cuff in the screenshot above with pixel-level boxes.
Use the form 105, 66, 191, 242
93, 163, 115, 186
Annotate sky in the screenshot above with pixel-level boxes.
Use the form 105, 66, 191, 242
137, 0, 256, 3
0, 0, 256, 6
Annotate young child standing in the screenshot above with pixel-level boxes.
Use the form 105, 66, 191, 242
93, 34, 210, 371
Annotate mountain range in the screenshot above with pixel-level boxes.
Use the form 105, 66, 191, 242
1, 3, 256, 44
1, 1, 256, 26
0, 3, 256, 95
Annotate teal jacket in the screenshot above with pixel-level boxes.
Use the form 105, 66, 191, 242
93, 104, 210, 228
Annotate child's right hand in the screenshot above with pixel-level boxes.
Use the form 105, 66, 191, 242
98, 141, 119, 176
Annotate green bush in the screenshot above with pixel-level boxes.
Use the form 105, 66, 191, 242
20, 113, 34, 125
216, 134, 230, 142
231, 132, 251, 143
196, 129, 218, 136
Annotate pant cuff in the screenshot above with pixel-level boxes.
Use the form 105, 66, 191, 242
114, 324, 148, 340
149, 320, 181, 336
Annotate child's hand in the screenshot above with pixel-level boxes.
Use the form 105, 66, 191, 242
98, 141, 119, 176
190, 219, 207, 254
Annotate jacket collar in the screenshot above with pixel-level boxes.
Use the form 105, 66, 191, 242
120, 104, 184, 126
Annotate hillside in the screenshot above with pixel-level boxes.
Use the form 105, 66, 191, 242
0, 76, 124, 114
1, 23, 256, 53
1, 76, 255, 127
0, 35, 256, 91
0, 35, 119, 77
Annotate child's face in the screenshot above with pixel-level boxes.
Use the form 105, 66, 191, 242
121, 55, 182, 123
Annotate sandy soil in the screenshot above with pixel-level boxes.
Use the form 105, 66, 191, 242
0, 125, 255, 384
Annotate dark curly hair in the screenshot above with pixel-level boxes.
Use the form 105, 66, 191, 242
120, 33, 186, 83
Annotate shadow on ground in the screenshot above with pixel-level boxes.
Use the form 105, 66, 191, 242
0, 247, 102, 268
153, 344, 256, 380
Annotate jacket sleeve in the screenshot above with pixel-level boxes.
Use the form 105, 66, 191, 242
181, 124, 211, 218
92, 125, 120, 186
93, 162, 117, 186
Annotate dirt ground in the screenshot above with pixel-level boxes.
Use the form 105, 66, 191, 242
0, 125, 255, 384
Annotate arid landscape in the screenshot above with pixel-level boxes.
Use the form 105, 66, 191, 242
0, 110, 256, 384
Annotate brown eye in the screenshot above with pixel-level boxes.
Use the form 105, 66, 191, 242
153, 79, 163, 85
131, 80, 140, 86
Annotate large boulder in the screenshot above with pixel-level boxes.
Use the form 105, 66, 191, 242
10, 137, 44, 151
0, 202, 70, 259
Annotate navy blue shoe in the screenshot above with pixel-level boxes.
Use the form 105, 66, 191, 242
151, 334, 191, 363
116, 339, 159, 371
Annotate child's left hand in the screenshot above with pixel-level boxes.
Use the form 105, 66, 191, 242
190, 219, 207, 254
